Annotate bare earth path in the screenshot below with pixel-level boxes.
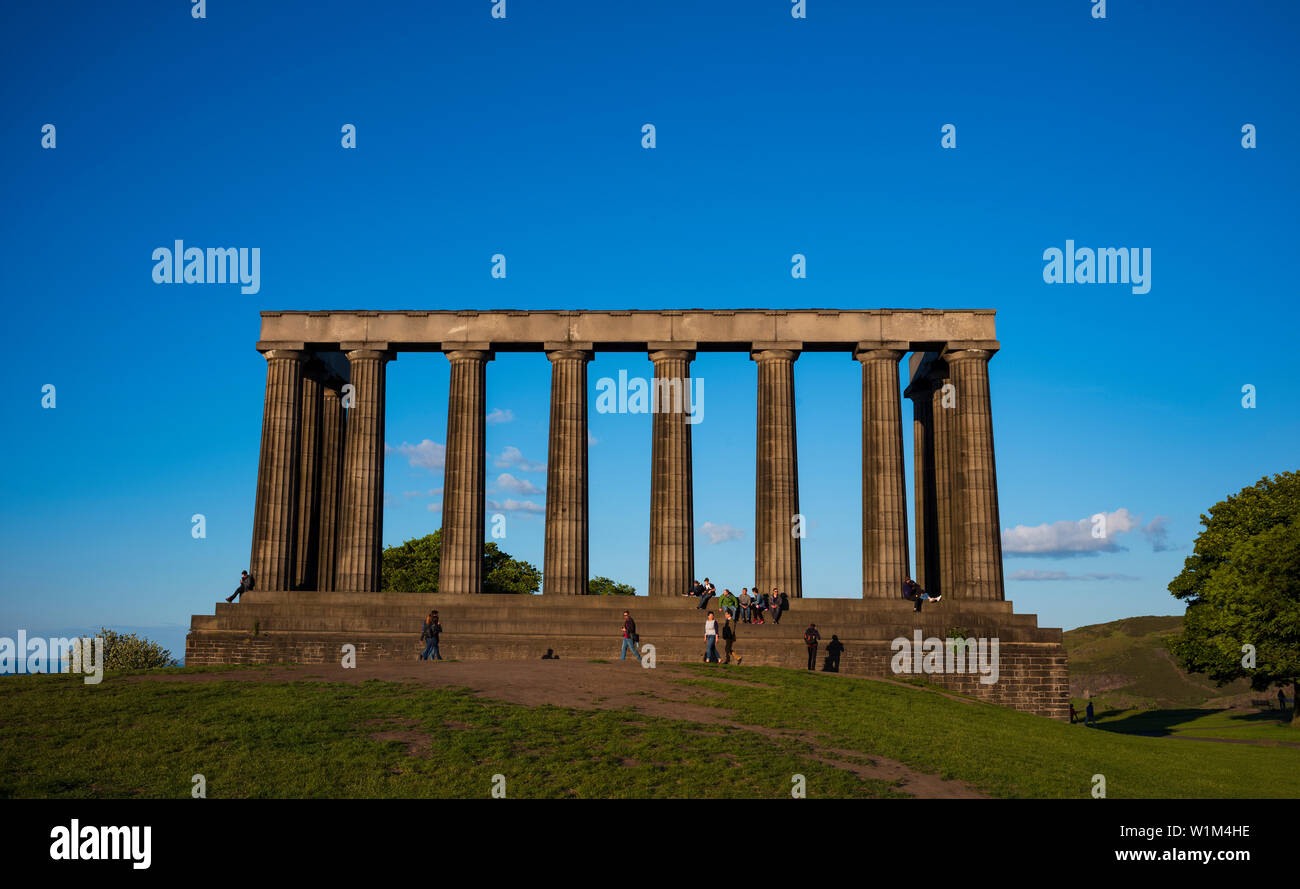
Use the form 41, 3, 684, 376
130, 659, 988, 798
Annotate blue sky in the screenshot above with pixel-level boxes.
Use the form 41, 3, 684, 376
1, 0, 1297, 657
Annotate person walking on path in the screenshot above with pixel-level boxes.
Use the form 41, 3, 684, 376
226, 570, 255, 603
803, 622, 821, 670
721, 614, 742, 665
620, 610, 641, 662
704, 611, 720, 663
420, 610, 443, 661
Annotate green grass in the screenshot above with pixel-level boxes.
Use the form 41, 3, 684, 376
1087, 706, 1298, 743
1, 664, 1295, 799
0, 671, 904, 799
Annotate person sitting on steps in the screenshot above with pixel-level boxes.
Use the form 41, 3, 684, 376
226, 570, 255, 603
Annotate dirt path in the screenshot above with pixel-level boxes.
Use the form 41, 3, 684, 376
128, 659, 988, 798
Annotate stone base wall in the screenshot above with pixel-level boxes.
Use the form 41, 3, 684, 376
186, 593, 1070, 720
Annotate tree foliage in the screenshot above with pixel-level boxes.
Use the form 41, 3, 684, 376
588, 576, 636, 596
93, 628, 178, 670
381, 530, 540, 594
1167, 472, 1300, 717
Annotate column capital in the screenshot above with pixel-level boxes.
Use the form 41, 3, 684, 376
854, 343, 908, 363
647, 340, 697, 353
942, 341, 999, 361
443, 348, 495, 362
545, 344, 593, 362
263, 348, 307, 362
648, 348, 695, 363
440, 341, 493, 353
257, 340, 305, 352
750, 346, 800, 362
343, 348, 395, 362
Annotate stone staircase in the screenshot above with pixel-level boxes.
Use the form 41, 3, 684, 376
187, 591, 1069, 719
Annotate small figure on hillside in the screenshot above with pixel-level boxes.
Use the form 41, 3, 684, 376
420, 610, 443, 661
721, 614, 741, 664
541, 648, 559, 659
803, 622, 821, 670
620, 610, 641, 663
1085, 700, 1095, 727
704, 611, 720, 663
824, 635, 843, 672
1069, 702, 1079, 724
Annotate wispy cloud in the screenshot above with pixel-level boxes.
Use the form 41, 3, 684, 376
1002, 508, 1145, 558
1008, 570, 1141, 582
1141, 515, 1178, 552
698, 522, 744, 545
403, 488, 442, 499
493, 446, 545, 473
387, 440, 445, 471
486, 408, 514, 425
494, 473, 542, 495
487, 498, 545, 514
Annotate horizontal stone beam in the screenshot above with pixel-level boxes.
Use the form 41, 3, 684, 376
257, 309, 998, 353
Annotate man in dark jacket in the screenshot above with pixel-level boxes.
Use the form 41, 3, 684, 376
770, 588, 785, 624
824, 635, 843, 672
803, 623, 821, 670
721, 614, 741, 664
620, 611, 641, 662
226, 570, 254, 603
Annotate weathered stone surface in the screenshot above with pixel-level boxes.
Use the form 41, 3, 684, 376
945, 347, 1004, 601
543, 349, 592, 595
439, 350, 492, 595
648, 350, 694, 597
336, 350, 391, 592
857, 347, 909, 598
753, 348, 801, 599
250, 349, 305, 591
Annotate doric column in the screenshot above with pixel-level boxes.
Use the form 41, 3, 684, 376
904, 375, 937, 594
945, 346, 1004, 601
648, 346, 695, 597
856, 345, 910, 599
543, 345, 592, 595
316, 384, 346, 591
336, 347, 393, 592
439, 347, 493, 595
929, 361, 957, 597
293, 374, 324, 590
752, 346, 802, 599
249, 349, 306, 592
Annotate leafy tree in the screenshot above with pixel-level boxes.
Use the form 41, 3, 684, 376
89, 628, 178, 670
588, 576, 636, 596
382, 530, 540, 594
1167, 471, 1300, 722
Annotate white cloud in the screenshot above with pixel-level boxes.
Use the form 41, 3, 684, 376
486, 408, 514, 425
426, 502, 442, 513
1141, 515, 1178, 552
494, 446, 545, 473
1002, 508, 1140, 558
495, 473, 542, 495
387, 439, 445, 471
487, 498, 545, 514
698, 522, 744, 545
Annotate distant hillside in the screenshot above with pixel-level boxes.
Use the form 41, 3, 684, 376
1064, 615, 1261, 710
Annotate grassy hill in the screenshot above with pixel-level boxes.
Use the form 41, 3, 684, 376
1, 661, 1295, 799
1064, 614, 1264, 710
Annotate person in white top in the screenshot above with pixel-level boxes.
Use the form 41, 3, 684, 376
704, 612, 719, 663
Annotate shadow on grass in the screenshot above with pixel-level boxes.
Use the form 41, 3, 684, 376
1095, 708, 1225, 736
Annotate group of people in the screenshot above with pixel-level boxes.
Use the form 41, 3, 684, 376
687, 578, 790, 625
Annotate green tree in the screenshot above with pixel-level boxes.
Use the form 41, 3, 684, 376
87, 628, 178, 670
381, 530, 540, 594
1167, 471, 1300, 722
588, 576, 636, 596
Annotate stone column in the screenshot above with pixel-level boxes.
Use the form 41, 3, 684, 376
946, 346, 1004, 601
929, 362, 957, 597
648, 347, 695, 597
336, 348, 392, 592
905, 377, 937, 594
439, 347, 492, 595
293, 374, 324, 590
752, 346, 802, 599
249, 349, 306, 592
316, 385, 346, 591
856, 346, 910, 599
543, 345, 592, 595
